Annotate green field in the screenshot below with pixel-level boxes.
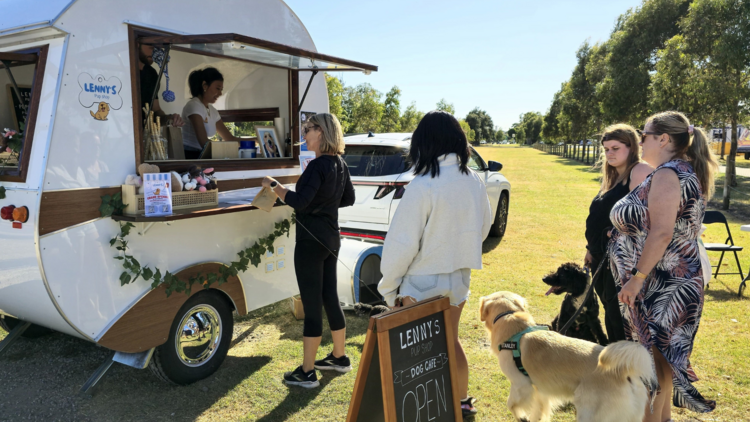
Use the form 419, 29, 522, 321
1, 146, 749, 421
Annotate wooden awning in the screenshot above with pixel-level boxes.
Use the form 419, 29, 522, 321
139, 33, 378, 73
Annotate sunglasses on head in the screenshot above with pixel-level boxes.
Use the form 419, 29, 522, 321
303, 124, 319, 135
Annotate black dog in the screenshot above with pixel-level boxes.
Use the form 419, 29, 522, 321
542, 262, 608, 345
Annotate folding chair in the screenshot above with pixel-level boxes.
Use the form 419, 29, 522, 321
702, 211, 744, 291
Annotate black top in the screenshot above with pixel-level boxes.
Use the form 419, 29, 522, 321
585, 175, 630, 259
140, 64, 160, 111
285, 155, 355, 250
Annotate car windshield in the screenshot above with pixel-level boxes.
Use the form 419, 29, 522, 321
342, 145, 409, 177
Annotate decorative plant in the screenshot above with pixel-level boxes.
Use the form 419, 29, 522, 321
99, 192, 127, 217
106, 211, 295, 297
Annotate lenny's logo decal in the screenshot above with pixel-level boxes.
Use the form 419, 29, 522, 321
78, 73, 123, 120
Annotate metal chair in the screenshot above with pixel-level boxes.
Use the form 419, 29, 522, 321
702, 211, 745, 292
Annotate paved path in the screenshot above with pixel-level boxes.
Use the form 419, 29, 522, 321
719, 165, 750, 177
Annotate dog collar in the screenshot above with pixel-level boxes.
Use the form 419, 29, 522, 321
493, 310, 516, 325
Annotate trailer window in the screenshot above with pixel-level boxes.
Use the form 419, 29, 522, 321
0, 47, 48, 183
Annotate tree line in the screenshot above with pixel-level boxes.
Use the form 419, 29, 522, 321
520, 0, 749, 209
326, 75, 508, 144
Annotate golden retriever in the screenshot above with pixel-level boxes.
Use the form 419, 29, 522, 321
479, 291, 656, 422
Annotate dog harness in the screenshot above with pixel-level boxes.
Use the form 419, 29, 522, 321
493, 311, 549, 377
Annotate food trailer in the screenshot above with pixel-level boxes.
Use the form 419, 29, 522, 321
0, 0, 377, 387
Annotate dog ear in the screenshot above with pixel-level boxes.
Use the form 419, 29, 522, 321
512, 295, 527, 311
479, 296, 488, 322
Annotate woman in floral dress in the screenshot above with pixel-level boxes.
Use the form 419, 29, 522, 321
609, 111, 718, 421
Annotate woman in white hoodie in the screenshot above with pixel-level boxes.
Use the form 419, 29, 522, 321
378, 111, 492, 417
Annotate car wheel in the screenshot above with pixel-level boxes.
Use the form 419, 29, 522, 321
0, 315, 54, 338
488, 192, 509, 239
149, 291, 234, 385
745, 152, 749, 160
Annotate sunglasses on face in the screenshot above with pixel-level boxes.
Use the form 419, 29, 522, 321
637, 129, 662, 142
303, 124, 319, 135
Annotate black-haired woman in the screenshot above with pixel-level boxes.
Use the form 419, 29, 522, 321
378, 111, 492, 416
181, 67, 240, 159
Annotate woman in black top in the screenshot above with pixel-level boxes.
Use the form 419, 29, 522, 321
584, 124, 651, 343
263, 113, 355, 388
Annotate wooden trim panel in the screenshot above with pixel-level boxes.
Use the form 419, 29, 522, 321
218, 108, 280, 122
39, 175, 298, 234
39, 187, 121, 236
146, 158, 298, 173
97, 263, 246, 353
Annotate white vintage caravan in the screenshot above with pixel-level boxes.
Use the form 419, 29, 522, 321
0, 0, 377, 386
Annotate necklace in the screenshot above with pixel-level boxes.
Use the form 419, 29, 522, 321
204, 104, 210, 123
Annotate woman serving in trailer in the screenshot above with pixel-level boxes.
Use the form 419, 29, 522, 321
181, 67, 242, 159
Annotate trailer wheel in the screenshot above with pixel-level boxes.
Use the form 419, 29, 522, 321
149, 291, 234, 385
0, 315, 54, 338
745, 152, 749, 160
488, 192, 509, 239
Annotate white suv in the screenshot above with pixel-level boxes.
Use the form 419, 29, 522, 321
338, 132, 511, 242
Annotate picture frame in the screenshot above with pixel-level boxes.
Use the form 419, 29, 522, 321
255, 125, 282, 158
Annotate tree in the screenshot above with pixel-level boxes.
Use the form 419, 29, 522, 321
459, 119, 476, 142
436, 99, 456, 115
680, 0, 750, 209
495, 127, 505, 141
518, 112, 544, 143
326, 75, 349, 132
381, 86, 402, 132
515, 125, 526, 144
346, 83, 383, 134
465, 108, 495, 143
599, 0, 691, 124
543, 87, 565, 142
400, 102, 424, 132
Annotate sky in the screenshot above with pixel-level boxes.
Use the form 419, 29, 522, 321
284, 0, 643, 130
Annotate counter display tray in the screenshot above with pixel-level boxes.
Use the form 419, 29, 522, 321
111, 200, 285, 223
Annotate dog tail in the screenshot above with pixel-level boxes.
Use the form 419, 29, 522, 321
90, 110, 96, 118
597, 341, 657, 388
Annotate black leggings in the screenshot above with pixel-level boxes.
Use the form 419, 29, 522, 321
591, 255, 627, 343
295, 240, 346, 337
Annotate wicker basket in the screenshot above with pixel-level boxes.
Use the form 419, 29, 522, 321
121, 183, 219, 216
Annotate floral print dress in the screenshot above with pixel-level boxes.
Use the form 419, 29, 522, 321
608, 159, 715, 413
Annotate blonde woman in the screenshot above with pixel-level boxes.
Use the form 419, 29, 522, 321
263, 113, 355, 388
584, 124, 652, 343
610, 111, 718, 420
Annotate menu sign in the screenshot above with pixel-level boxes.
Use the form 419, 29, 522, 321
347, 297, 460, 422
143, 173, 173, 217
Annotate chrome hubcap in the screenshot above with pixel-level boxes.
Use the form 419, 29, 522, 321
175, 305, 222, 367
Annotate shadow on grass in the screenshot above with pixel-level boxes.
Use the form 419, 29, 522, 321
255, 371, 349, 422
0, 328, 273, 421
482, 236, 503, 253
704, 279, 746, 301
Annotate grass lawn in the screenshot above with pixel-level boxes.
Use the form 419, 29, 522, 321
1, 146, 749, 421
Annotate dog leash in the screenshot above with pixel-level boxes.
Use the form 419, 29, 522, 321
558, 255, 607, 336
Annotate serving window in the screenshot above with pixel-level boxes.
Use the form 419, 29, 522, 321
130, 29, 377, 173
0, 46, 48, 182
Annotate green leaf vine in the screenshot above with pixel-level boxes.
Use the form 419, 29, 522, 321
99, 192, 126, 217
109, 213, 295, 297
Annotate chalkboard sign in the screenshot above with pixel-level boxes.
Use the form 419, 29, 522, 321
6, 84, 31, 132
347, 296, 461, 422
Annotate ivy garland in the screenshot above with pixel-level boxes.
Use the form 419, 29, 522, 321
105, 201, 295, 297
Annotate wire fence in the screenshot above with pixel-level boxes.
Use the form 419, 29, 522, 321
532, 142, 601, 166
